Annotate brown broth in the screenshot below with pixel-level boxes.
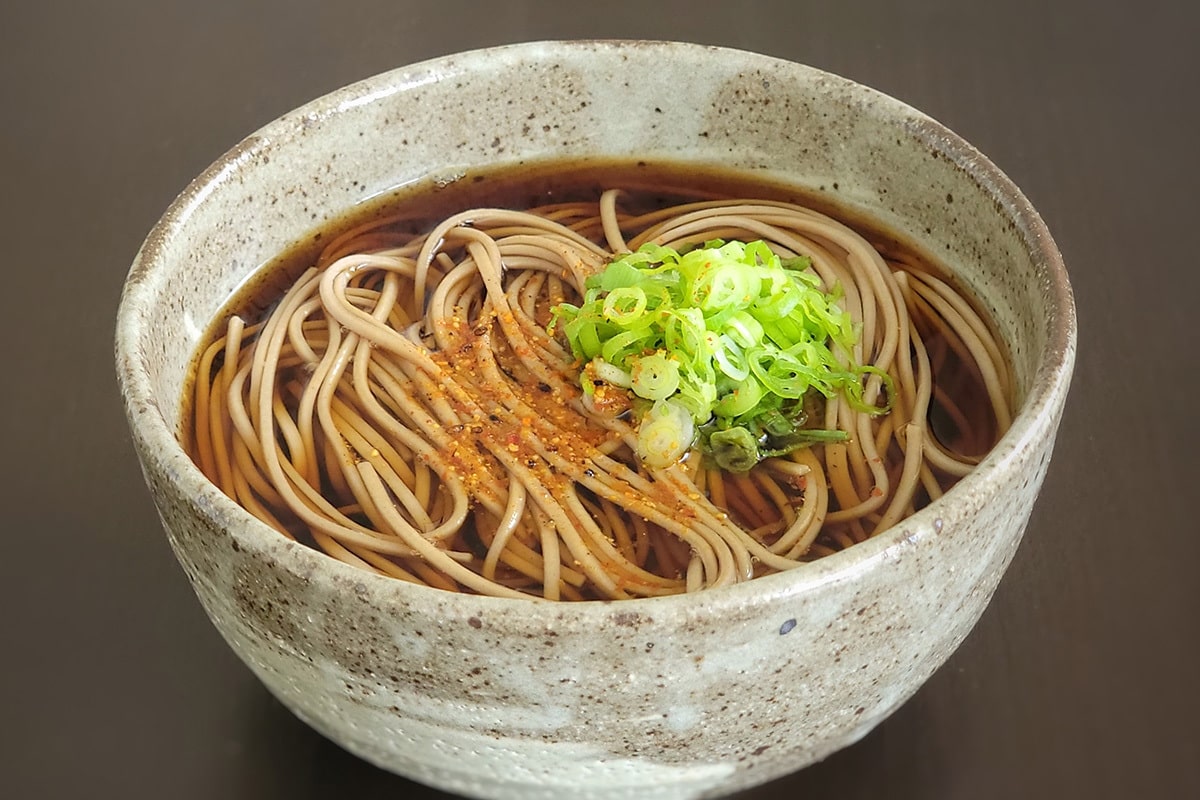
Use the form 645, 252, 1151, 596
181, 159, 1009, 592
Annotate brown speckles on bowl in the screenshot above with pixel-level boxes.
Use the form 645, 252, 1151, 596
114, 40, 1074, 800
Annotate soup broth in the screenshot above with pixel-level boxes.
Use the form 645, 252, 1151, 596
184, 159, 1011, 600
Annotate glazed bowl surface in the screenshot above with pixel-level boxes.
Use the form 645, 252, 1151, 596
115, 40, 1075, 800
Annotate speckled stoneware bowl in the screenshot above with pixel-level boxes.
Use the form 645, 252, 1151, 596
116, 41, 1075, 800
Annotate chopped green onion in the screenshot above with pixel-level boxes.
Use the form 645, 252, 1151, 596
711, 333, 749, 381
602, 286, 647, 323
631, 352, 680, 400
591, 358, 633, 388
551, 239, 891, 470
712, 377, 765, 418
708, 427, 761, 473
637, 399, 695, 469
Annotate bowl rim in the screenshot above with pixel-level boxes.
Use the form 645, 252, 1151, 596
115, 39, 1077, 623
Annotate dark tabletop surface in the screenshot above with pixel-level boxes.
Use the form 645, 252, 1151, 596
2, 1, 1197, 798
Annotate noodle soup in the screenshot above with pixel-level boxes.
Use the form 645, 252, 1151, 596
120, 42, 1074, 798
186, 159, 1010, 601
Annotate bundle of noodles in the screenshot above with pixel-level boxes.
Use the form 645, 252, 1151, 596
189, 191, 1012, 600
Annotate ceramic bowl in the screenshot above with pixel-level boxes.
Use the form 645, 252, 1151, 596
115, 41, 1075, 800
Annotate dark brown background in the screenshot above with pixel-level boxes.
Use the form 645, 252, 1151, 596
2, 1, 1196, 798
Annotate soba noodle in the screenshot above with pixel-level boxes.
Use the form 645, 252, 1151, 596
189, 187, 1011, 600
